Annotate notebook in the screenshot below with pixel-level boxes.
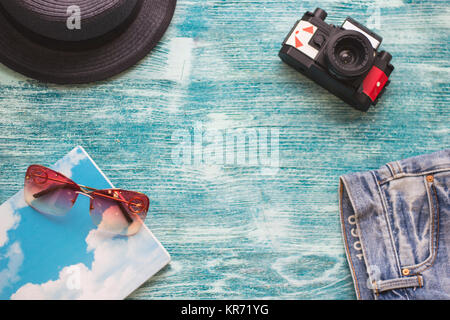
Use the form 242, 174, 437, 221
0, 146, 170, 299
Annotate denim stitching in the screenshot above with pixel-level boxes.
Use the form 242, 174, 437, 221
410, 184, 440, 275
353, 213, 375, 299
378, 167, 450, 185
347, 177, 379, 300
373, 281, 379, 296
341, 177, 379, 299
417, 275, 422, 287
385, 164, 395, 177
401, 177, 434, 268
402, 178, 439, 271
339, 180, 362, 300
377, 277, 422, 287
373, 171, 403, 277
387, 162, 396, 176
375, 276, 423, 292
379, 279, 417, 286
371, 171, 411, 298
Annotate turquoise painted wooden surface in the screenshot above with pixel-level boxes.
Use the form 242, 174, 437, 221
0, 0, 448, 299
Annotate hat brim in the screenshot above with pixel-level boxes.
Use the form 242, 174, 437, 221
0, 0, 176, 84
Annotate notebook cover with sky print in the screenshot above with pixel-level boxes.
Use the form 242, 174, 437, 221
0, 146, 170, 299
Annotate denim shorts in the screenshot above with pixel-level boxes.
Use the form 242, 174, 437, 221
339, 149, 450, 300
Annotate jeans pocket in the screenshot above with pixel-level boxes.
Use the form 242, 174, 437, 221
380, 171, 445, 274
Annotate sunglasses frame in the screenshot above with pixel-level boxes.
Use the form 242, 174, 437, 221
25, 164, 149, 235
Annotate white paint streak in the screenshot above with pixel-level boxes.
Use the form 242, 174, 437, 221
165, 38, 195, 83
248, 207, 292, 249
164, 37, 196, 113
271, 245, 344, 288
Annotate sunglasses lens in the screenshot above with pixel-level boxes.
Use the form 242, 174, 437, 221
24, 165, 79, 216
89, 190, 149, 236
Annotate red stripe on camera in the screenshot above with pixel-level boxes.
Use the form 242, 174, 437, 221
362, 66, 389, 102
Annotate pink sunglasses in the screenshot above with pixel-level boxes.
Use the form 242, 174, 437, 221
24, 165, 149, 236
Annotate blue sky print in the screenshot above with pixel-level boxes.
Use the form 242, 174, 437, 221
0, 146, 170, 299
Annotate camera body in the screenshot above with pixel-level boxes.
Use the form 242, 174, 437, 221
279, 8, 394, 111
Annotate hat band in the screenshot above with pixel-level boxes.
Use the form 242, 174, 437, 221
0, 0, 143, 52
0, 0, 140, 42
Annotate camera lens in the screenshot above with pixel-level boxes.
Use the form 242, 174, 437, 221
338, 49, 355, 64
326, 30, 374, 79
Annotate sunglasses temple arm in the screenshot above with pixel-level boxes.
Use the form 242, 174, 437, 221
117, 201, 134, 224
33, 183, 79, 199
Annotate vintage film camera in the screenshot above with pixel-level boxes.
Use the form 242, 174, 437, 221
279, 8, 394, 111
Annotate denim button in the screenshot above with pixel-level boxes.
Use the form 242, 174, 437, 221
402, 268, 410, 276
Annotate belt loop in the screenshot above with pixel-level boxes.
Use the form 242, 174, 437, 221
395, 160, 403, 174
372, 275, 424, 293
386, 162, 396, 177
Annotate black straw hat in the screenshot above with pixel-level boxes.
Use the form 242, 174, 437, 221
0, 0, 176, 84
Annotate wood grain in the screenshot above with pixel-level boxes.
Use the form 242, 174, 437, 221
0, 0, 448, 299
